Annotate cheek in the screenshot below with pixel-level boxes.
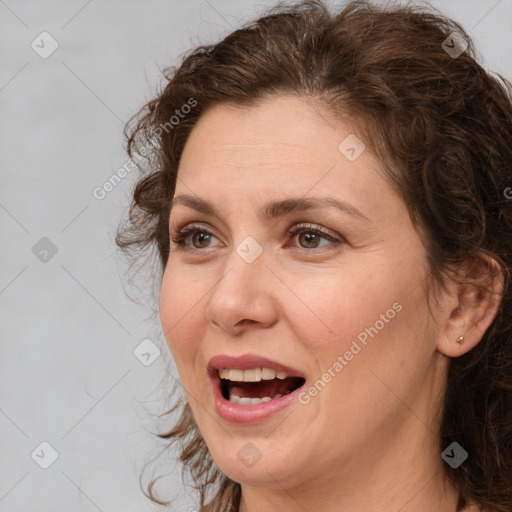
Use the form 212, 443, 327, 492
159, 266, 205, 371
285, 263, 403, 351
292, 256, 429, 395
312, 270, 431, 413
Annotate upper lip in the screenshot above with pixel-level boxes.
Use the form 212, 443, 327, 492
208, 353, 305, 379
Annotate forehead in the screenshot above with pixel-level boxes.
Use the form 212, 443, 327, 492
175, 94, 397, 223
188, 95, 341, 151
180, 95, 378, 176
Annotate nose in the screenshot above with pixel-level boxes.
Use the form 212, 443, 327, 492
205, 242, 278, 335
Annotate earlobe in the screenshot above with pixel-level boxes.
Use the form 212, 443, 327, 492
436, 254, 504, 358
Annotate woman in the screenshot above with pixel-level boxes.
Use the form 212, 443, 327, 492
116, 1, 512, 510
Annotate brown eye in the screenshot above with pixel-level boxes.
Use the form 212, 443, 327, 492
190, 231, 212, 248
171, 226, 218, 250
297, 231, 322, 248
288, 224, 342, 250
171, 223, 343, 252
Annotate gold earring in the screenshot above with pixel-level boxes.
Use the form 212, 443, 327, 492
456, 335, 464, 345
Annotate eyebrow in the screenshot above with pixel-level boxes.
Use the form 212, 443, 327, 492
169, 194, 371, 223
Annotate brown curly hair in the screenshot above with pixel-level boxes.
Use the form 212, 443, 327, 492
116, 1, 512, 510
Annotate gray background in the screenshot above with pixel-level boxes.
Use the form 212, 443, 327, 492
1, 0, 511, 510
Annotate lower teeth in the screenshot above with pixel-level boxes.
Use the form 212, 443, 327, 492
229, 394, 282, 405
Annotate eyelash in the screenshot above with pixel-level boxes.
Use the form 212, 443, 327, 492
170, 223, 343, 252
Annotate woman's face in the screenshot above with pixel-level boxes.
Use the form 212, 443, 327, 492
160, 95, 448, 491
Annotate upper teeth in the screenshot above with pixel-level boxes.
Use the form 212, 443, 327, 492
219, 368, 288, 382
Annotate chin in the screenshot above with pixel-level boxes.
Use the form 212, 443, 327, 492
204, 434, 309, 488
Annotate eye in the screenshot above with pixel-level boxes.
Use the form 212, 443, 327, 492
287, 223, 342, 250
170, 224, 219, 250
170, 223, 343, 251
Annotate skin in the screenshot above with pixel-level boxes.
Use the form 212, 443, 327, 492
159, 94, 501, 512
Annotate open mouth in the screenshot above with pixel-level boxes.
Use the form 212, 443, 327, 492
218, 368, 306, 405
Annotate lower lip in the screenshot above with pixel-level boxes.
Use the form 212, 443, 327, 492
210, 375, 305, 424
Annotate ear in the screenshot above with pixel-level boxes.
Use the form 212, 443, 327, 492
436, 253, 504, 358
